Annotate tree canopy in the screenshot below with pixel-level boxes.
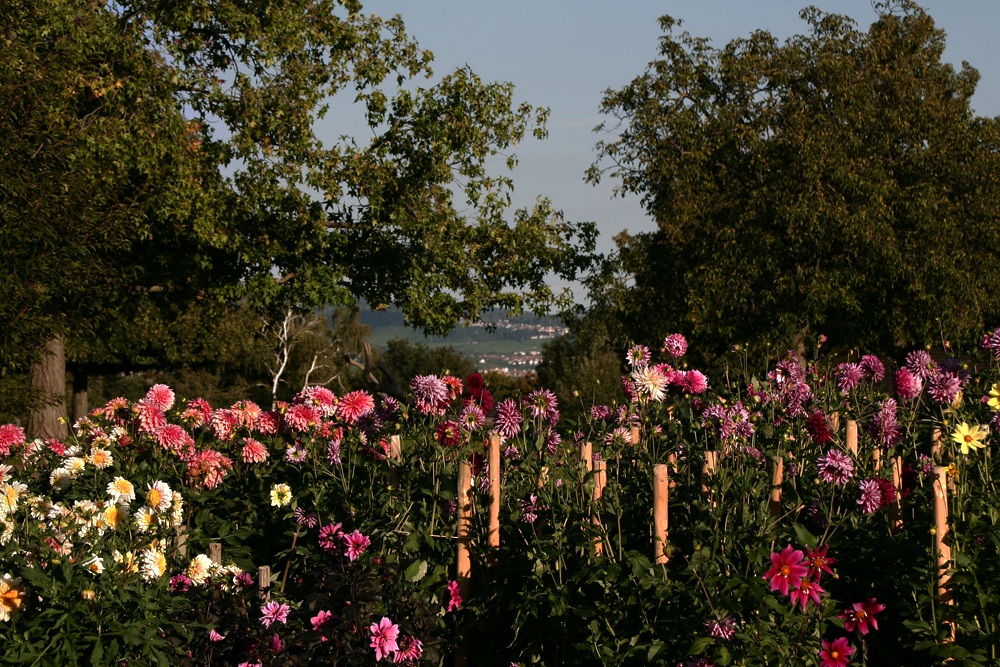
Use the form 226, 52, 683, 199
587, 0, 1000, 358
1, 0, 596, 428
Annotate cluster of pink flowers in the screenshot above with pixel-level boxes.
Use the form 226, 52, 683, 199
369, 617, 422, 662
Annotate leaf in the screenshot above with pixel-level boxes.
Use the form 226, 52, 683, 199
405, 560, 428, 583
792, 522, 819, 550
689, 636, 714, 655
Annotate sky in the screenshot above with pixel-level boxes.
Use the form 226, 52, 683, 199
326, 1, 1000, 269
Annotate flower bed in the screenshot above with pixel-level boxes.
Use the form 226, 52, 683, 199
2, 332, 1000, 665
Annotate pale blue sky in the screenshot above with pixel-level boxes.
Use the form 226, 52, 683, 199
336, 2, 1000, 258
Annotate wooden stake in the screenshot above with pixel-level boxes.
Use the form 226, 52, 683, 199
846, 420, 858, 456
258, 565, 271, 601
652, 464, 669, 564
933, 467, 952, 600
933, 466, 956, 644
388, 435, 402, 487
209, 542, 222, 566
890, 456, 904, 531
455, 460, 473, 667
629, 425, 640, 448
931, 427, 943, 462
488, 434, 501, 548
702, 451, 719, 502
872, 446, 882, 473
174, 526, 188, 559
667, 452, 677, 489
580, 441, 593, 473
280, 530, 299, 594
768, 456, 784, 518
593, 460, 607, 556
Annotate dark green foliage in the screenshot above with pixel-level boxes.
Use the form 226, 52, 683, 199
588, 1, 1000, 360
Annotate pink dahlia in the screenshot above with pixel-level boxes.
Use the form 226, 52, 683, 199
155, 424, 194, 457
103, 397, 133, 424
435, 421, 462, 448
370, 617, 399, 661
682, 370, 708, 394
983, 327, 1000, 359
342, 529, 371, 561
209, 409, 237, 440
763, 545, 808, 597
494, 399, 523, 439
859, 355, 885, 381
857, 479, 882, 515
255, 411, 281, 435
337, 390, 375, 424
817, 449, 854, 485
662, 333, 688, 358
318, 522, 344, 552
241, 437, 269, 464
186, 449, 233, 489
839, 598, 885, 635
819, 636, 855, 667
446, 579, 463, 612
180, 398, 212, 427
259, 601, 290, 628
625, 344, 651, 369
284, 404, 319, 432
789, 575, 825, 612
894, 367, 923, 400
0, 425, 25, 457
230, 400, 262, 429
393, 635, 423, 663
311, 609, 334, 631
805, 545, 837, 582
905, 349, 939, 379
145, 384, 175, 412
835, 363, 863, 394
302, 386, 337, 416
412, 375, 449, 416
136, 400, 166, 434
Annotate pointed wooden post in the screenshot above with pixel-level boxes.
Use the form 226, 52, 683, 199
488, 434, 501, 548
667, 452, 677, 489
702, 451, 719, 503
653, 464, 669, 564
455, 460, 473, 667
931, 427, 943, 462
933, 466, 955, 643
174, 526, 188, 559
388, 435, 402, 487
580, 441, 593, 473
846, 420, 858, 456
890, 456, 904, 531
593, 459, 607, 556
258, 565, 271, 601
629, 425, 640, 448
768, 456, 784, 518
209, 542, 222, 566
872, 446, 882, 473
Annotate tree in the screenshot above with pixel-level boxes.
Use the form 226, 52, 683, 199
1, 0, 596, 431
587, 1, 1000, 359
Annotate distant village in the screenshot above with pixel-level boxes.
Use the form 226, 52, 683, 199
466, 319, 568, 375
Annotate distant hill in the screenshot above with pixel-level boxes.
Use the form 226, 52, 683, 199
346, 306, 567, 372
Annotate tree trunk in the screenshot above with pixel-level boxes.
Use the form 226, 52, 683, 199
72, 370, 89, 422
27, 336, 68, 440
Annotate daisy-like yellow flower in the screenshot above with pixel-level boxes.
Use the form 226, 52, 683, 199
140, 547, 167, 582
270, 483, 292, 508
187, 554, 213, 585
87, 448, 113, 469
102, 505, 127, 531
952, 422, 989, 455
990, 383, 1000, 412
0, 482, 26, 517
134, 506, 156, 534
145, 481, 173, 513
0, 575, 25, 621
106, 477, 135, 505
83, 555, 104, 575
